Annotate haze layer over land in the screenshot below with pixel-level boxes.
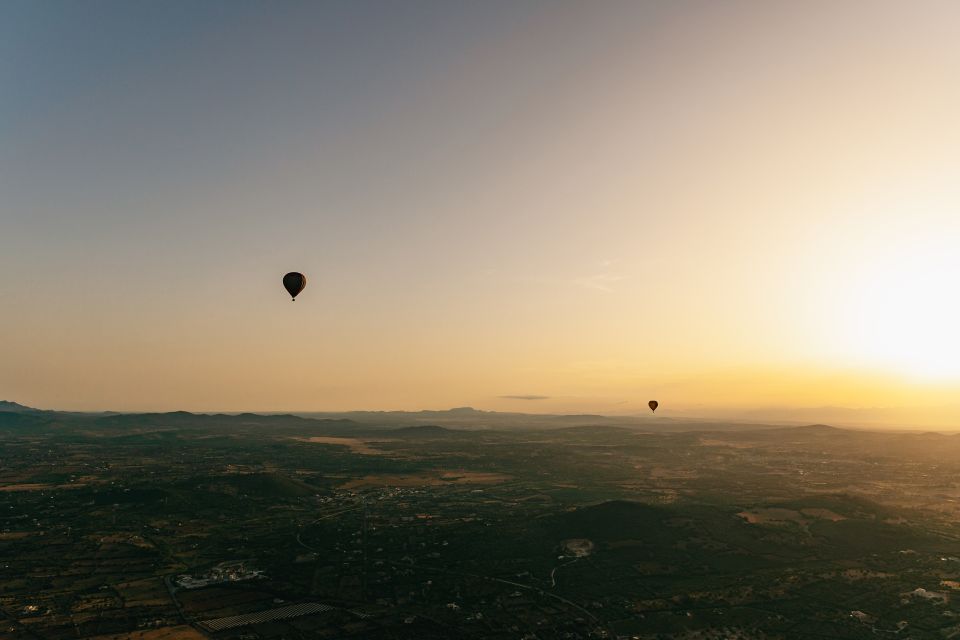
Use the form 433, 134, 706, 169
5, 1, 960, 423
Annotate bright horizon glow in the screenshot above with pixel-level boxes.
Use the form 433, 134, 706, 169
846, 248, 960, 380
5, 1, 960, 426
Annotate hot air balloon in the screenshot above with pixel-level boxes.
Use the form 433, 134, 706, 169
648, 400, 658, 413
283, 272, 307, 301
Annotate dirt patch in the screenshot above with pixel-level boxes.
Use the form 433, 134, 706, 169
340, 471, 510, 489
0, 483, 58, 492
98, 534, 155, 549
85, 626, 206, 640
738, 507, 848, 525
561, 538, 595, 557
800, 508, 846, 521
737, 508, 805, 525
296, 436, 392, 455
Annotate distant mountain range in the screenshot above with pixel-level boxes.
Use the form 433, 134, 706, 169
0, 400, 43, 413
3, 400, 956, 433
0, 400, 802, 434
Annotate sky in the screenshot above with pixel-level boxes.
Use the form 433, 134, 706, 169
4, 1, 960, 423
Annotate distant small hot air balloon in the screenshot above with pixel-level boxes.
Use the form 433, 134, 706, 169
283, 272, 307, 301
648, 400, 659, 413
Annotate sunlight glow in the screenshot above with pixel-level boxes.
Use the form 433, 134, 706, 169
844, 238, 960, 380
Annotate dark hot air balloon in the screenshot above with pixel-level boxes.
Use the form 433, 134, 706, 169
648, 400, 659, 413
283, 272, 307, 301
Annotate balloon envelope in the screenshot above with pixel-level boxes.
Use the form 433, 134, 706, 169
648, 400, 658, 413
283, 272, 307, 300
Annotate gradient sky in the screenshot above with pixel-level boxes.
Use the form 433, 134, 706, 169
5, 1, 960, 420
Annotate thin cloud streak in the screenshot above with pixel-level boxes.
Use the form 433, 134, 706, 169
572, 272, 625, 293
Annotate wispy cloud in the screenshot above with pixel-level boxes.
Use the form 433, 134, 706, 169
499, 395, 551, 401
572, 272, 625, 293
493, 260, 626, 294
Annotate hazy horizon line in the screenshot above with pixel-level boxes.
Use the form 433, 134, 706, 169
6, 398, 960, 432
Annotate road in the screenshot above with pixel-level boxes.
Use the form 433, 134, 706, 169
549, 556, 581, 588
163, 574, 212, 638
295, 505, 361, 551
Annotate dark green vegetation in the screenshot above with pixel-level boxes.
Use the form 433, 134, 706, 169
3, 405, 960, 639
